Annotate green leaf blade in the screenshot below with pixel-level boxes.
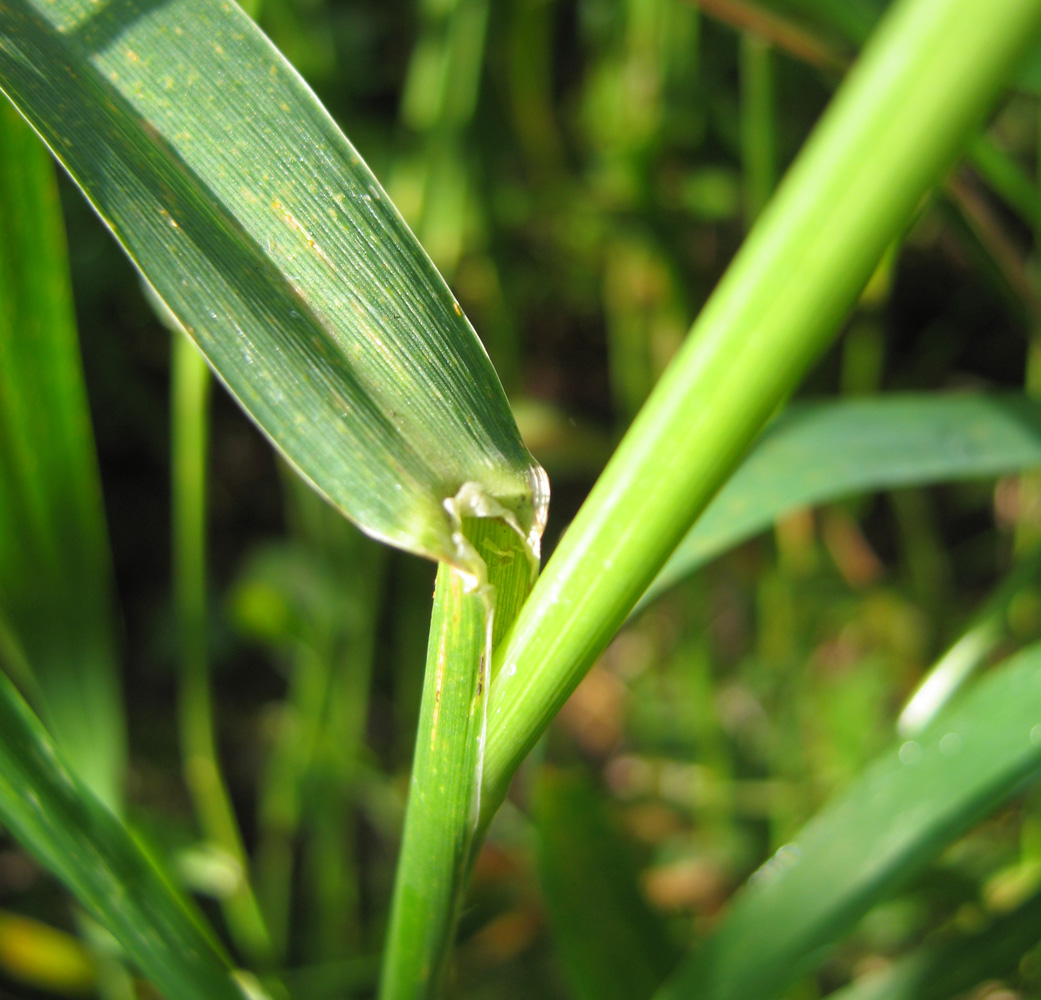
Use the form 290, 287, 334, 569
656, 641, 1041, 1000
643, 392, 1041, 605
0, 100, 125, 811
0, 0, 546, 572
0, 668, 253, 1000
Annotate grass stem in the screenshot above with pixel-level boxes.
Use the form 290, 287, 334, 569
379, 518, 533, 1000
172, 334, 272, 965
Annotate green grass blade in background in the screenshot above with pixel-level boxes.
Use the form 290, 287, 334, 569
641, 393, 1041, 606
0, 667, 259, 1000
171, 332, 272, 964
0, 100, 125, 812
898, 541, 1041, 734
240, 474, 386, 963
534, 769, 680, 1000
655, 640, 1041, 1000
739, 32, 776, 225
0, 0, 547, 577
481, 0, 1041, 822
827, 886, 1041, 1000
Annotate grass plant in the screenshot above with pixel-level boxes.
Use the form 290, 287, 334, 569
3, 0, 1041, 998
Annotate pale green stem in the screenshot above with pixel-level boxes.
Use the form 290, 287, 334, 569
480, 0, 1041, 827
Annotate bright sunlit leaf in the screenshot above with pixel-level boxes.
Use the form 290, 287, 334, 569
0, 0, 547, 579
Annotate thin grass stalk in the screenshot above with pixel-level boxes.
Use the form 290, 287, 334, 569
380, 518, 534, 1000
479, 0, 1041, 827
967, 134, 1041, 236
739, 32, 775, 226
172, 333, 272, 965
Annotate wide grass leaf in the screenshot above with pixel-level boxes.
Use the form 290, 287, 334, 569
642, 393, 1041, 606
0, 0, 546, 575
656, 640, 1041, 1000
0, 667, 256, 1000
0, 100, 125, 811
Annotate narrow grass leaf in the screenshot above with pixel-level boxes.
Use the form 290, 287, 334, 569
642, 393, 1041, 606
898, 541, 1041, 734
0, 667, 258, 1000
655, 640, 1041, 1000
0, 0, 547, 576
171, 333, 272, 962
0, 101, 125, 811
534, 768, 679, 1000
246, 475, 387, 962
827, 887, 1041, 1000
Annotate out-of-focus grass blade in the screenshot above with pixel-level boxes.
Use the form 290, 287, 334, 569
0, 667, 259, 1000
643, 393, 1041, 606
0, 0, 547, 576
755, 0, 1041, 95
656, 639, 1041, 1000
241, 475, 386, 962
898, 542, 1041, 734
171, 333, 272, 963
534, 769, 679, 1000
827, 887, 1041, 1000
0, 101, 125, 811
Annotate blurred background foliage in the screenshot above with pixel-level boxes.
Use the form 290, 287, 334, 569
6, 0, 1041, 997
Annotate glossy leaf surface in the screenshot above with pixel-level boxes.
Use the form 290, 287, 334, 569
0, 0, 546, 575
